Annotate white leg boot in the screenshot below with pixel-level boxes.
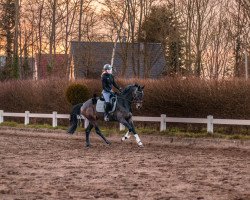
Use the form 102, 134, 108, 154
134, 134, 143, 147
121, 131, 131, 141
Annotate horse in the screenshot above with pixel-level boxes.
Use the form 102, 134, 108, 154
67, 84, 145, 147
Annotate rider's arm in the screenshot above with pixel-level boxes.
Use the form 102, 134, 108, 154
112, 76, 122, 92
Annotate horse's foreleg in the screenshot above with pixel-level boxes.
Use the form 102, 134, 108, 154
121, 131, 131, 141
85, 123, 94, 147
93, 123, 111, 145
129, 120, 143, 147
120, 118, 143, 147
133, 133, 143, 147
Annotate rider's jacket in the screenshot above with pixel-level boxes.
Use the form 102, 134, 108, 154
102, 73, 120, 92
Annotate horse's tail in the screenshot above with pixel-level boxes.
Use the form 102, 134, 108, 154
67, 103, 82, 134
92, 94, 98, 105
71, 103, 82, 117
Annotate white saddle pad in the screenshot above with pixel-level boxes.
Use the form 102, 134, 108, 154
96, 100, 105, 113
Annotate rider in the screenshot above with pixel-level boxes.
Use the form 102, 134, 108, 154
101, 64, 122, 121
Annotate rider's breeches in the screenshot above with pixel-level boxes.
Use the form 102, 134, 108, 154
102, 90, 112, 102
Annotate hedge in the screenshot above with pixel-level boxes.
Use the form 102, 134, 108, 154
0, 78, 250, 120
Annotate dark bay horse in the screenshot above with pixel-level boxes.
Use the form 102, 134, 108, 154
67, 84, 145, 147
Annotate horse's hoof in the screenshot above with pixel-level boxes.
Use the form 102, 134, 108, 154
67, 131, 74, 135
121, 136, 128, 141
86, 144, 91, 148
106, 141, 111, 145
138, 141, 144, 148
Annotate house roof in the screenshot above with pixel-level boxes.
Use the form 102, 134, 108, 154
70, 41, 166, 78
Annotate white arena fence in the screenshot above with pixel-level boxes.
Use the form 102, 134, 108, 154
0, 110, 250, 134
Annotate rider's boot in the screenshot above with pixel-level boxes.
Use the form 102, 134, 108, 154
104, 102, 111, 121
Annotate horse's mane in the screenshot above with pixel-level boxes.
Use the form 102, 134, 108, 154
121, 85, 134, 95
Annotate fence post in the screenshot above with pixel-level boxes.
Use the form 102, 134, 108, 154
25, 111, 30, 125
0, 110, 3, 124
120, 123, 125, 131
207, 115, 213, 133
160, 114, 166, 131
52, 111, 57, 127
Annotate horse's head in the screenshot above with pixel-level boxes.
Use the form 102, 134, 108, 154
132, 84, 145, 109
121, 84, 145, 109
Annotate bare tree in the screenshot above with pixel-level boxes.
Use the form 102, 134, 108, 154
78, 0, 84, 41
178, 0, 195, 74
35, 0, 45, 78
48, 0, 57, 73
2, 0, 248, 80
101, 0, 128, 69
0, 0, 16, 78
13, 0, 19, 77
203, 0, 235, 79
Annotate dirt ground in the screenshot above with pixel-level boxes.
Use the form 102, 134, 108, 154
0, 127, 249, 200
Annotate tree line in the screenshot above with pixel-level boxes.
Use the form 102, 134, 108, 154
0, 0, 249, 80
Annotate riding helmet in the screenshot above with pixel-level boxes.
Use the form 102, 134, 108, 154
103, 64, 112, 70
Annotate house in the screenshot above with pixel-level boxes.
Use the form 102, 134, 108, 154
69, 41, 166, 79
34, 54, 68, 79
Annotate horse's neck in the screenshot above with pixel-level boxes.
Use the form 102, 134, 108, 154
122, 88, 134, 101
117, 94, 132, 110
117, 87, 134, 110
124, 93, 133, 101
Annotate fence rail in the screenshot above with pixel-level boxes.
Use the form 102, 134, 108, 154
0, 110, 250, 133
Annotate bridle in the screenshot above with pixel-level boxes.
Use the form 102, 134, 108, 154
118, 87, 144, 104
132, 89, 144, 104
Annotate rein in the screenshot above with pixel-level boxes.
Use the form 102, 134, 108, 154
117, 95, 133, 103
117, 93, 143, 104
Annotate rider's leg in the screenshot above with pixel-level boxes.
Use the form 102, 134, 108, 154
102, 91, 111, 121
104, 102, 111, 121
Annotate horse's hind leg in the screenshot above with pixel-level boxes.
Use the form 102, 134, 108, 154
85, 123, 94, 147
93, 123, 111, 145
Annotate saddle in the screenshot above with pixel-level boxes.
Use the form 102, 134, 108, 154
96, 94, 117, 113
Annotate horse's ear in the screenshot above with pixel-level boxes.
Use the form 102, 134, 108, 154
141, 85, 145, 90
